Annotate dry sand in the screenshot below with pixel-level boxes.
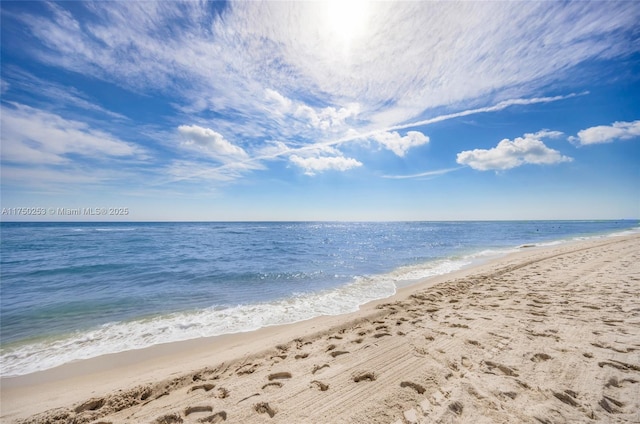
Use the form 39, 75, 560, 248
2, 235, 639, 424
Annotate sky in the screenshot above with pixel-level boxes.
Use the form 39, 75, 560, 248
1, 0, 639, 221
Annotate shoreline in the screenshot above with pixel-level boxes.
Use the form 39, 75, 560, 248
3, 228, 632, 379
2, 234, 639, 423
2, 222, 636, 379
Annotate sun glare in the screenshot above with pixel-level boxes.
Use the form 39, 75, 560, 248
326, 0, 370, 50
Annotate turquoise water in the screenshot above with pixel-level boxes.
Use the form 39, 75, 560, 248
1, 220, 637, 376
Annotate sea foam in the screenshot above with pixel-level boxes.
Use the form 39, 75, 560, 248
0, 255, 476, 376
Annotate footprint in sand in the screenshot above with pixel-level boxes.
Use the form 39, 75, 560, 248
373, 332, 391, 339
553, 391, 579, 408
484, 361, 519, 377
599, 395, 625, 414
353, 372, 376, 382
215, 387, 229, 399
605, 376, 639, 388
400, 381, 426, 394
236, 363, 259, 375
311, 380, 329, 391
531, 353, 553, 362
598, 360, 640, 371
500, 391, 518, 400
268, 372, 292, 381
448, 401, 464, 416
184, 405, 213, 416
154, 413, 183, 424
199, 411, 227, 423
74, 398, 105, 413
189, 383, 215, 393
460, 356, 472, 369
312, 364, 330, 375
270, 354, 287, 361
262, 382, 283, 391
254, 402, 277, 418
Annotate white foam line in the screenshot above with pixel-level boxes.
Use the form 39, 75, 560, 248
2, 225, 636, 377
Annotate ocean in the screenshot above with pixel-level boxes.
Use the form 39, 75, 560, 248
1, 220, 637, 377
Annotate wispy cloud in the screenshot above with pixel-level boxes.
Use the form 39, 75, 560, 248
456, 130, 572, 171
0, 103, 142, 165
0, 103, 146, 190
3, 1, 639, 190
164, 160, 262, 185
1, 79, 9, 95
2, 67, 128, 120
11, 1, 639, 142
382, 167, 462, 180
385, 93, 588, 133
569, 120, 640, 145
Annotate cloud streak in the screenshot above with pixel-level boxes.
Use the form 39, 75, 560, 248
1, 103, 142, 165
2, 67, 128, 120
385, 93, 588, 133
382, 167, 462, 180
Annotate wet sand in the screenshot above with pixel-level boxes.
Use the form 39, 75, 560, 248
2, 235, 639, 423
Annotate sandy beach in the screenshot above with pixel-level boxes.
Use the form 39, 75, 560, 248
2, 234, 639, 424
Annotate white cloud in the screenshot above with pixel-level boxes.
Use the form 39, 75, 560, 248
289, 155, 362, 176
294, 103, 360, 131
569, 120, 640, 145
178, 125, 248, 161
6, 2, 639, 188
13, 1, 638, 143
0, 103, 141, 165
264, 88, 292, 113
457, 130, 572, 171
371, 130, 429, 157
264, 88, 361, 133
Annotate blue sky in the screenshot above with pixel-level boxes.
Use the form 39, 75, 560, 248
1, 1, 639, 221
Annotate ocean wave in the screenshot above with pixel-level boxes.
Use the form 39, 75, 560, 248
607, 226, 640, 238
2, 221, 636, 377
0, 255, 478, 377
